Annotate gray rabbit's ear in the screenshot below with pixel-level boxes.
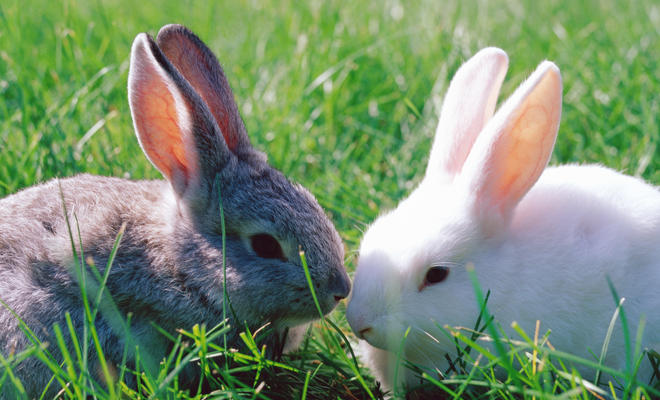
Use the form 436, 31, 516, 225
155, 24, 252, 156
128, 32, 231, 198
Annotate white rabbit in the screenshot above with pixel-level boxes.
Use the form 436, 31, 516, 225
346, 47, 660, 392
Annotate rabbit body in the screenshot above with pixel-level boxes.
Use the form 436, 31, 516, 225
346, 48, 660, 391
0, 24, 350, 397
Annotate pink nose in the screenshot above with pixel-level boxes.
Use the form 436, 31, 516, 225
357, 327, 372, 340
346, 306, 375, 341
348, 314, 373, 340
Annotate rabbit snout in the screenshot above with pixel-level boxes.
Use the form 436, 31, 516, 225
313, 266, 351, 315
331, 265, 352, 301
345, 308, 398, 352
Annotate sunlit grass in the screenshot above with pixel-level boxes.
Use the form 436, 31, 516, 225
1, 0, 660, 398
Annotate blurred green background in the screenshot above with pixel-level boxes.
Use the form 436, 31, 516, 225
1, 0, 659, 255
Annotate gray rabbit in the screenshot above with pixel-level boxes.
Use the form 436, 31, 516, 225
0, 24, 351, 397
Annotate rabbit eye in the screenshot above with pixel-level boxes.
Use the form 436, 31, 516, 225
425, 266, 449, 285
251, 234, 285, 260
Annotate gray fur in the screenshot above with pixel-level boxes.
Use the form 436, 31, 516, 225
0, 24, 350, 397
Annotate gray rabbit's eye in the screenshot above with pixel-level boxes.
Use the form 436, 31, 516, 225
425, 266, 449, 285
251, 234, 285, 260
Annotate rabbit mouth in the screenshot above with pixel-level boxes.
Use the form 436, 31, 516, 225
275, 295, 342, 325
361, 334, 391, 352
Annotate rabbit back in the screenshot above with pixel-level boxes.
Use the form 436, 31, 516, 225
0, 175, 175, 395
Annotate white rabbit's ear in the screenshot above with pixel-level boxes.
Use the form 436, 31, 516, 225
425, 48, 509, 182
128, 32, 231, 198
462, 61, 562, 231
155, 24, 252, 156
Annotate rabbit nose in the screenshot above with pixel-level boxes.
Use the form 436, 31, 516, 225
334, 294, 346, 302
346, 311, 372, 340
332, 269, 352, 301
332, 278, 350, 301
332, 284, 349, 303
357, 327, 372, 340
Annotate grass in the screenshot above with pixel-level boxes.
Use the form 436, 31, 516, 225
1, 0, 660, 398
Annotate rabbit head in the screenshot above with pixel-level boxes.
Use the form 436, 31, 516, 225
126, 24, 351, 339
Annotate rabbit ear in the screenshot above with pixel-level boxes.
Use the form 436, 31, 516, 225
128, 32, 231, 198
462, 61, 562, 231
425, 48, 509, 182
155, 24, 251, 156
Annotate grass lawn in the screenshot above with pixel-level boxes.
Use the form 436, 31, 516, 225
1, 0, 660, 398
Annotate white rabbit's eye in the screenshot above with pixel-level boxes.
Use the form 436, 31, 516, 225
425, 266, 449, 285
251, 234, 285, 260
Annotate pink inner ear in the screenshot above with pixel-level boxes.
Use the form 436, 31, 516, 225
495, 99, 558, 207
159, 35, 242, 153
129, 36, 193, 192
470, 63, 562, 221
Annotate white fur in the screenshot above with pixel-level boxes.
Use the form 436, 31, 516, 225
346, 48, 660, 391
